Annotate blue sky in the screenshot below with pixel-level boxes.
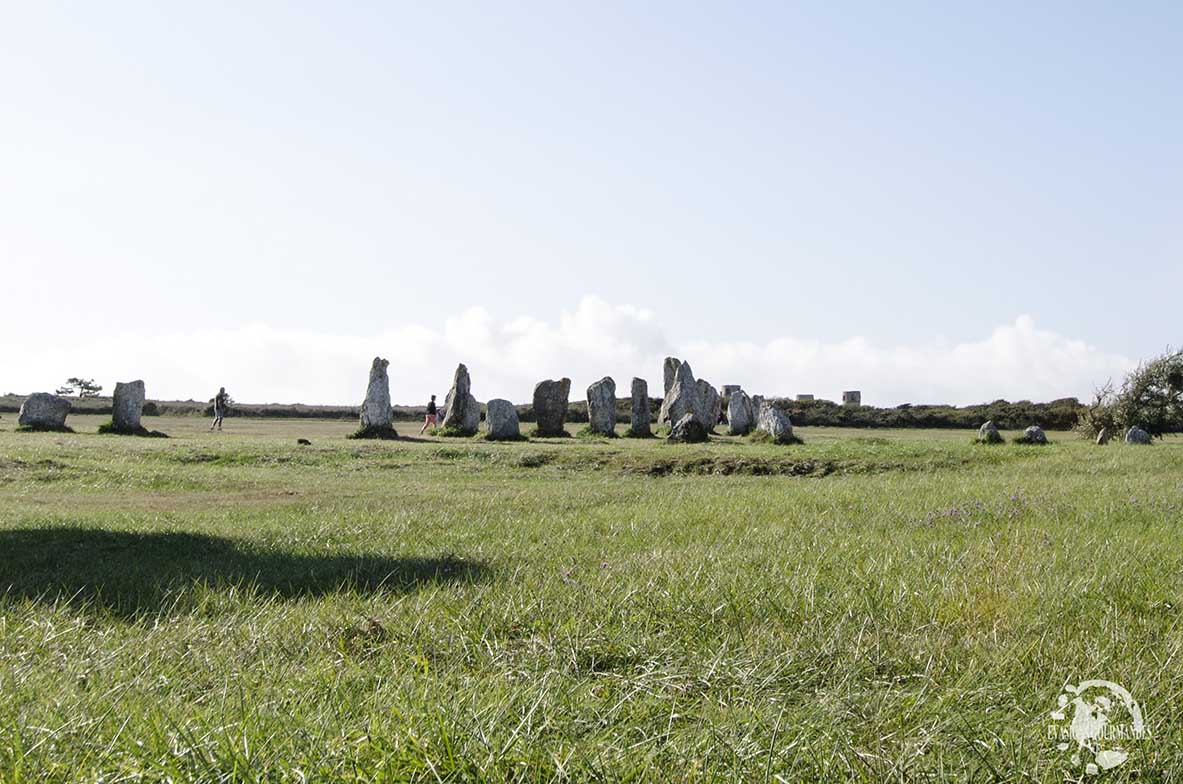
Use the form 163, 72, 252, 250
2, 2, 1178, 404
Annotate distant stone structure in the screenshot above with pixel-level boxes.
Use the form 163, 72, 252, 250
586, 377, 617, 436
532, 378, 571, 437
17, 393, 71, 431
485, 399, 521, 440
842, 391, 862, 407
629, 378, 651, 437
796, 394, 814, 402
727, 390, 754, 436
722, 385, 742, 396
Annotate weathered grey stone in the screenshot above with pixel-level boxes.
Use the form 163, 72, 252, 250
727, 390, 754, 435
485, 399, 520, 440
586, 376, 617, 436
360, 357, 393, 429
668, 412, 708, 443
750, 395, 764, 420
442, 364, 472, 431
1125, 426, 1152, 445
18, 393, 71, 430
661, 360, 702, 429
112, 380, 146, 431
532, 378, 571, 436
629, 378, 651, 437
696, 379, 720, 431
1096, 428, 1110, 446
663, 357, 681, 395
757, 402, 795, 444
462, 393, 481, 435
1022, 425, 1048, 445
977, 421, 1003, 444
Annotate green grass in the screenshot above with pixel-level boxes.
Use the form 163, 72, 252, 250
1, 415, 1181, 781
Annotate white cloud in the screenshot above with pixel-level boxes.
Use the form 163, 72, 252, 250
4, 298, 1133, 407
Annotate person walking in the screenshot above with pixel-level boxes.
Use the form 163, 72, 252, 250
419, 394, 438, 435
210, 387, 229, 431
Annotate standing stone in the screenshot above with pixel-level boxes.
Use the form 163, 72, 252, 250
728, 390, 754, 435
586, 377, 617, 436
661, 360, 703, 429
1096, 428, 1110, 446
669, 413, 708, 443
977, 421, 1003, 444
751, 395, 764, 421
1125, 426, 1152, 445
462, 394, 481, 435
663, 357, 682, 396
485, 399, 521, 440
352, 357, 397, 438
629, 378, 651, 437
757, 403, 795, 444
442, 364, 479, 435
112, 380, 146, 432
17, 393, 71, 430
1022, 425, 1048, 445
532, 378, 572, 436
360, 357, 393, 430
696, 379, 720, 431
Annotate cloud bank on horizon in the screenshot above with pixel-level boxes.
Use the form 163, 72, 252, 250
5, 297, 1133, 408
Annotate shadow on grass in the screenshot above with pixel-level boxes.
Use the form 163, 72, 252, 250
0, 528, 490, 618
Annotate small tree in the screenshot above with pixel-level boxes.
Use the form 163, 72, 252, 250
63, 377, 103, 399
1076, 348, 1183, 439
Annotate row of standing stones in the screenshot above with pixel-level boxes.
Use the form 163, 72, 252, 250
353, 356, 798, 444
976, 421, 1153, 446
16, 381, 160, 436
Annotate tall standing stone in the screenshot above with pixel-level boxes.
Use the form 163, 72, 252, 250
353, 357, 397, 438
728, 390, 754, 435
696, 379, 720, 431
532, 378, 572, 436
661, 360, 703, 429
663, 357, 681, 396
586, 377, 617, 436
442, 364, 479, 435
17, 393, 71, 430
485, 399, 521, 440
112, 380, 146, 432
629, 377, 651, 437
1096, 428, 1110, 446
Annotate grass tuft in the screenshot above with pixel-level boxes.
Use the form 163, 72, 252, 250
347, 424, 400, 440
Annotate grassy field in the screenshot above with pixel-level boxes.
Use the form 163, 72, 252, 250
1, 415, 1181, 781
